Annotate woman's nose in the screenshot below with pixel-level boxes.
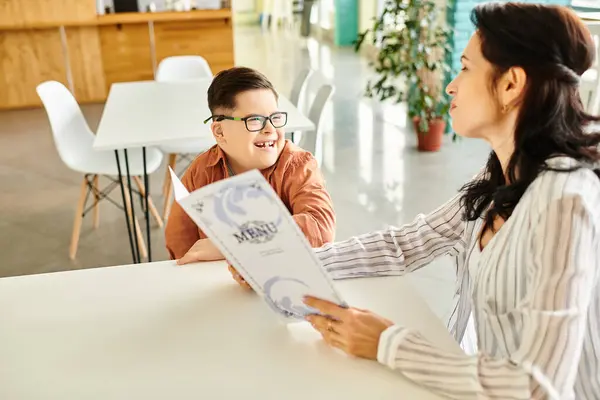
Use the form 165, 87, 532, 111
445, 80, 456, 96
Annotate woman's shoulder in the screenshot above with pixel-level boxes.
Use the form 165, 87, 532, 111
527, 156, 600, 218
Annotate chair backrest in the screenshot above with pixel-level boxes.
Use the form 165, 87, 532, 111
36, 81, 96, 171
585, 24, 600, 114
298, 84, 334, 163
289, 67, 313, 108
155, 56, 213, 82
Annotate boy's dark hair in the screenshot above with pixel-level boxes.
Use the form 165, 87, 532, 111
207, 67, 278, 113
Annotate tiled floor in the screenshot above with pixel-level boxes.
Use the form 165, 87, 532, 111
0, 25, 490, 321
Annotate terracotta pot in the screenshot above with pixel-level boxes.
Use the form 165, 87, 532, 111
412, 117, 446, 152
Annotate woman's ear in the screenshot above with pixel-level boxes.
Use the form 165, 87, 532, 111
499, 66, 527, 111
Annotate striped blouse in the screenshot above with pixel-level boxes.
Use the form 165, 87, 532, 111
315, 157, 600, 399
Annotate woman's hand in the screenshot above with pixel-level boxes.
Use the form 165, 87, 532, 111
177, 238, 224, 265
303, 296, 394, 360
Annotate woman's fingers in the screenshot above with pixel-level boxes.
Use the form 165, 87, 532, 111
310, 314, 341, 331
307, 314, 348, 350
303, 296, 347, 320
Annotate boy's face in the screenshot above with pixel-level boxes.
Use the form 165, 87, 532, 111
211, 89, 286, 172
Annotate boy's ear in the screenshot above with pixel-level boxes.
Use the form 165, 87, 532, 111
211, 122, 226, 143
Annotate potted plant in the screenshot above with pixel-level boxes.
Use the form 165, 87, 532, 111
355, 0, 453, 151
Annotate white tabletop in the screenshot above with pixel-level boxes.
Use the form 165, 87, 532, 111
94, 80, 316, 151
0, 261, 460, 400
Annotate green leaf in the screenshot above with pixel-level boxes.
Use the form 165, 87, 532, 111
424, 95, 434, 109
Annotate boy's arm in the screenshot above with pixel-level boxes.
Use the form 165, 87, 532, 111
165, 168, 202, 260
284, 154, 336, 247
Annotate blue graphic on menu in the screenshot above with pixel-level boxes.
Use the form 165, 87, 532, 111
263, 276, 319, 318
212, 181, 283, 231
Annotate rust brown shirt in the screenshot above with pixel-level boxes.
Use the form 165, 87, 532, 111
165, 141, 336, 259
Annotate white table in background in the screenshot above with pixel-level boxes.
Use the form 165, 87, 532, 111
0, 261, 459, 400
94, 80, 314, 151
93, 80, 315, 264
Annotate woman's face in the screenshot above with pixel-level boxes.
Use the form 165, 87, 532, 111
445, 33, 505, 140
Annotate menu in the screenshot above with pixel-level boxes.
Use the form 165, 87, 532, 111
170, 168, 346, 321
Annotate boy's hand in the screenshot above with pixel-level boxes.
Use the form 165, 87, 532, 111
228, 265, 253, 291
177, 238, 224, 265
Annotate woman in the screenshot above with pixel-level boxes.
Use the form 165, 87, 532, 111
303, 3, 600, 399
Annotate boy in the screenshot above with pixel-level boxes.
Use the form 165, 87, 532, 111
165, 67, 336, 272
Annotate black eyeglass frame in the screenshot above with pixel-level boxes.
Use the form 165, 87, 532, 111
203, 112, 288, 132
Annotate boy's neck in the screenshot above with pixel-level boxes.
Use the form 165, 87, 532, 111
224, 155, 248, 176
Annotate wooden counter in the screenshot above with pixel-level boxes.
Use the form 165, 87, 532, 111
0, 9, 234, 30
0, 5, 235, 110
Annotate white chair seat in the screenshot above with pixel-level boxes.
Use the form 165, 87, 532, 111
72, 147, 163, 177
156, 137, 215, 155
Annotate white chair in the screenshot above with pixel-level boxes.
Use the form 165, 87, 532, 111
155, 55, 217, 219
36, 81, 164, 260
581, 23, 600, 113
290, 67, 314, 109
288, 67, 314, 142
296, 84, 335, 167
155, 55, 213, 82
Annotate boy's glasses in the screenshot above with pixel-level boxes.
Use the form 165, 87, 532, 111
203, 112, 288, 132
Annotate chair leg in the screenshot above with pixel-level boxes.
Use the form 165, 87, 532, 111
162, 183, 174, 221
122, 179, 148, 261
133, 176, 164, 228
133, 219, 148, 261
93, 175, 100, 229
69, 177, 88, 260
162, 164, 174, 220
162, 153, 177, 197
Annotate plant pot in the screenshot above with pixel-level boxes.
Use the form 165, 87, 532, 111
412, 117, 446, 152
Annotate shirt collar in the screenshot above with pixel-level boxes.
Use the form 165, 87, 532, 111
206, 145, 226, 168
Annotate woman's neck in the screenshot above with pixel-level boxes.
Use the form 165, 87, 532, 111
489, 135, 515, 183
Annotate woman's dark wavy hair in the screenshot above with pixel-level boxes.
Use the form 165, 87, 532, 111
461, 2, 600, 227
